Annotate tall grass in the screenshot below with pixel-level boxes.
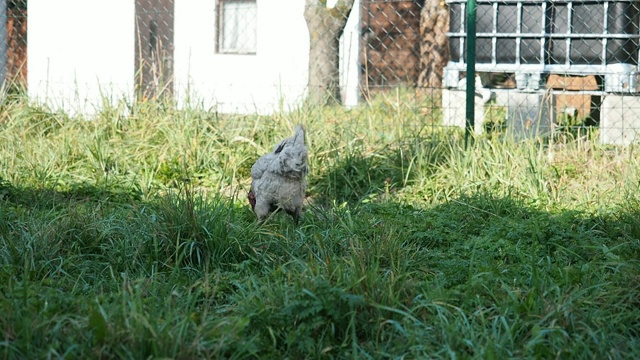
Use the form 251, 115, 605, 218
1, 91, 639, 358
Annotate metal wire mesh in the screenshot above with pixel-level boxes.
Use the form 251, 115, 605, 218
446, 0, 640, 144
5, 1, 26, 91
135, 0, 175, 101
5, 0, 640, 144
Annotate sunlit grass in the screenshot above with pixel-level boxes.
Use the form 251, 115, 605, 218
1, 91, 639, 358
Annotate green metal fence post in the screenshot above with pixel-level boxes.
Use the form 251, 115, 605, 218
465, 0, 477, 148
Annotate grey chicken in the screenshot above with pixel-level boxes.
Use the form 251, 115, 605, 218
248, 125, 308, 223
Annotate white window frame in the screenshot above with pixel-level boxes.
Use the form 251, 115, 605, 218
216, 0, 258, 54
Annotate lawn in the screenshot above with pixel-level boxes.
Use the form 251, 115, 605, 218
1, 93, 639, 359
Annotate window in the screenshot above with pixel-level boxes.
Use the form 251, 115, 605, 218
217, 0, 257, 54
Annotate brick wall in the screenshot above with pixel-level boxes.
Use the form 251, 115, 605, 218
7, 2, 27, 88
361, 0, 423, 91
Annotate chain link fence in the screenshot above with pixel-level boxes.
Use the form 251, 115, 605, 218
4, 1, 26, 91
361, 0, 640, 145
4, 0, 640, 145
445, 0, 640, 145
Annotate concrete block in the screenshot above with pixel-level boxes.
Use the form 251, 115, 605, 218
442, 88, 486, 135
497, 90, 555, 140
442, 75, 492, 134
443, 86, 556, 140
600, 95, 640, 145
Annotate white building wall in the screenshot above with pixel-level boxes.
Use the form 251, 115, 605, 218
174, 0, 360, 114
27, 0, 359, 116
27, 0, 135, 116
340, 0, 360, 108
174, 0, 310, 114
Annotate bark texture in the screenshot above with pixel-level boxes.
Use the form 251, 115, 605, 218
418, 0, 450, 89
304, 0, 354, 105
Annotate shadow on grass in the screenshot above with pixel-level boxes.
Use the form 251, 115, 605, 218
1, 174, 639, 358
0, 177, 143, 208
0, 178, 260, 275
391, 192, 638, 284
306, 191, 639, 276
229, 192, 640, 358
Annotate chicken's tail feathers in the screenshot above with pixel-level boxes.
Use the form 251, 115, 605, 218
273, 141, 286, 154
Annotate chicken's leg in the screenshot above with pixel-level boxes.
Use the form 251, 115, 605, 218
254, 199, 271, 222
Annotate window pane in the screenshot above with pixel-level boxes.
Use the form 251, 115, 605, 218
220, 0, 257, 53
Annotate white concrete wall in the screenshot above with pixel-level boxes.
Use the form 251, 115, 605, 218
174, 0, 309, 114
174, 0, 360, 114
27, 0, 360, 116
27, 0, 135, 116
339, 0, 360, 108
601, 95, 640, 146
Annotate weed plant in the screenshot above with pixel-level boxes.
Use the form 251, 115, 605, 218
0, 92, 639, 358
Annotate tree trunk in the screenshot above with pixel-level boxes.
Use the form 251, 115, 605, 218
304, 0, 354, 106
418, 0, 450, 89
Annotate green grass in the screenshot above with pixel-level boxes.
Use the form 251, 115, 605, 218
1, 92, 639, 359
